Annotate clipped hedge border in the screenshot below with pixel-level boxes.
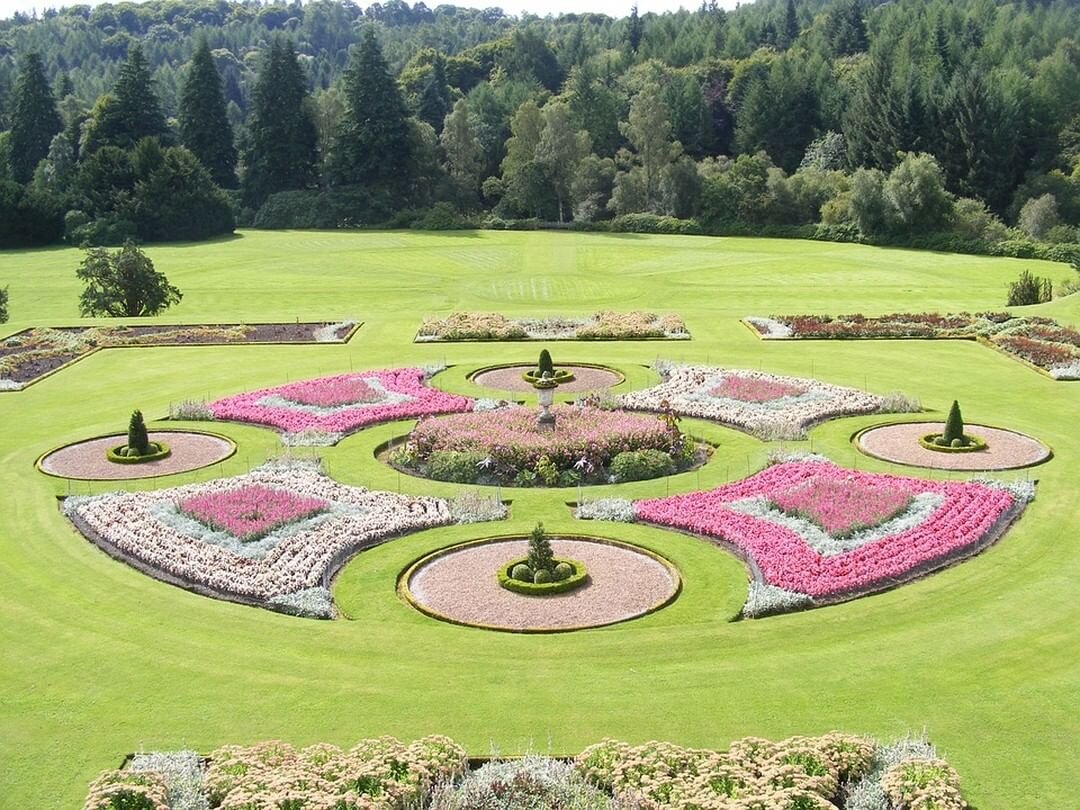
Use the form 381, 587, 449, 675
917, 433, 988, 453
466, 361, 626, 390
105, 441, 172, 464
521, 369, 576, 384
497, 557, 589, 596
397, 533, 682, 634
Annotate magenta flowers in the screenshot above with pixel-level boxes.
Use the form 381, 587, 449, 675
635, 460, 1032, 611
209, 368, 473, 443
178, 485, 329, 542
709, 377, 807, 402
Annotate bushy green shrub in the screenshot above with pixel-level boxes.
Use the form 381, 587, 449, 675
128, 409, 150, 455
414, 202, 472, 230
554, 562, 572, 581
1007, 270, 1053, 306
527, 522, 554, 573
427, 450, 486, 483
533, 568, 552, 584
611, 449, 675, 482
511, 563, 533, 583
609, 213, 701, 235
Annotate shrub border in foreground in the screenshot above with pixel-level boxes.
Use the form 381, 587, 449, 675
105, 441, 172, 464
467, 361, 627, 391
917, 433, 988, 453
852, 420, 1053, 471
0, 320, 363, 392
397, 533, 682, 634
35, 428, 237, 481
497, 557, 589, 595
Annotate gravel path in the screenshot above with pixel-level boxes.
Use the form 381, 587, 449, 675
40, 431, 235, 480
406, 538, 679, 631
857, 422, 1050, 471
472, 365, 622, 393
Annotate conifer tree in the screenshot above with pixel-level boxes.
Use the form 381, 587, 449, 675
9, 53, 61, 183
84, 44, 168, 152
415, 55, 451, 134
241, 39, 318, 207
780, 0, 799, 49
626, 4, 643, 54
179, 40, 237, 188
332, 26, 414, 194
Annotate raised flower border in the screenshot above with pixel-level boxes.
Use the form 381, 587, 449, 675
209, 367, 473, 446
633, 458, 1033, 617
62, 460, 501, 617
619, 361, 908, 440
415, 311, 691, 342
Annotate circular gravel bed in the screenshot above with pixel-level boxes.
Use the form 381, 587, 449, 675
471, 364, 623, 393
38, 431, 236, 480
403, 537, 680, 632
856, 421, 1050, 471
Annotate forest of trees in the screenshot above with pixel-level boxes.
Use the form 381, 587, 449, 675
1, 0, 1078, 262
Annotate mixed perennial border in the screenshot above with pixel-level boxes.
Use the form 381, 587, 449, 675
0, 321, 358, 391
619, 361, 918, 440
580, 454, 1033, 618
208, 367, 473, 446
62, 459, 505, 618
745, 312, 1080, 380
415, 311, 690, 342
389, 403, 705, 487
82, 732, 967, 810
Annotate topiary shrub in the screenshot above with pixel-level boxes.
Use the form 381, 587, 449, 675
610, 449, 676, 482
533, 568, 552, 584
527, 522, 555, 573
943, 400, 965, 445
511, 564, 533, 583
554, 562, 572, 581
538, 349, 554, 376
128, 409, 150, 456
427, 450, 486, 483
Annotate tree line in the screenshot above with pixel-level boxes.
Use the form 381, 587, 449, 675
1, 0, 1078, 261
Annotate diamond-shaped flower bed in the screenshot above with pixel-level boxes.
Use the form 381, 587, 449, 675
621, 363, 912, 440
208, 368, 473, 446
61, 461, 500, 617
177, 485, 329, 542
630, 458, 1033, 617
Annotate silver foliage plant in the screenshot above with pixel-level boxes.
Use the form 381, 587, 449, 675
268, 587, 335, 619
574, 498, 636, 523
129, 751, 207, 810
449, 490, 508, 524
845, 733, 939, 810
742, 581, 814, 619
168, 399, 215, 421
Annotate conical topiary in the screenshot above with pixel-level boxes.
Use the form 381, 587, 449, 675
526, 521, 555, 574
943, 400, 964, 445
128, 409, 150, 456
537, 349, 554, 376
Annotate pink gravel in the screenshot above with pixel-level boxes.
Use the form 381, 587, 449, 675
40, 431, 235, 480
472, 365, 622, 394
406, 538, 679, 631
857, 422, 1050, 471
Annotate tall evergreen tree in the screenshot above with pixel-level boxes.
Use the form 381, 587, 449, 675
332, 26, 414, 194
179, 40, 237, 188
825, 0, 867, 57
83, 44, 168, 152
780, 0, 799, 50
9, 53, 61, 184
415, 55, 451, 134
626, 5, 643, 54
241, 39, 318, 207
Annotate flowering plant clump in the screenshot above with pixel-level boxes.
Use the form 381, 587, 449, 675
747, 312, 1080, 380
416, 311, 690, 342
880, 758, 967, 810
621, 364, 895, 439
427, 756, 617, 810
209, 368, 473, 445
128, 751, 206, 810
635, 459, 1032, 615
392, 404, 702, 486
61, 460, 503, 614
82, 769, 169, 810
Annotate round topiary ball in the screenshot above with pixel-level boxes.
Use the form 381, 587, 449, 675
951, 438, 964, 448
533, 569, 552, 584
554, 562, 573, 581
511, 564, 533, 583
934, 436, 948, 447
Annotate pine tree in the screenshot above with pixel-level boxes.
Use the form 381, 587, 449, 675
626, 5, 643, 54
526, 522, 555, 574
415, 55, 451, 134
128, 409, 150, 455
780, 0, 799, 50
241, 39, 319, 207
332, 26, 414, 195
9, 53, 61, 184
84, 44, 168, 152
179, 40, 237, 188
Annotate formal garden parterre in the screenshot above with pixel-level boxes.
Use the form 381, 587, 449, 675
415, 311, 690, 342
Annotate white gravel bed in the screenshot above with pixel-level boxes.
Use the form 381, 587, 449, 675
857, 422, 1051, 470
40, 431, 234, 480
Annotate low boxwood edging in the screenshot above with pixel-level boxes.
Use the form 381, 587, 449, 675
497, 557, 589, 595
918, 433, 988, 453
521, 369, 576, 384
105, 441, 171, 464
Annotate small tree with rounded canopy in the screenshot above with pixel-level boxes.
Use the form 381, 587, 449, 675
943, 400, 965, 445
127, 410, 150, 455
77, 242, 182, 317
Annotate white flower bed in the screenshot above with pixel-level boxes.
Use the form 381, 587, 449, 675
743, 316, 793, 338
312, 319, 357, 342
63, 461, 470, 612
574, 498, 636, 522
1049, 361, 1080, 380
621, 363, 889, 439
129, 751, 206, 810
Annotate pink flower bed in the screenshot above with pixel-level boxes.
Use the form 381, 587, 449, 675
178, 485, 329, 542
770, 476, 915, 537
635, 460, 1029, 602
709, 377, 807, 402
209, 368, 472, 441
281, 376, 381, 407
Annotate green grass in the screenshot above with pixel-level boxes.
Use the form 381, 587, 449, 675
0, 230, 1076, 808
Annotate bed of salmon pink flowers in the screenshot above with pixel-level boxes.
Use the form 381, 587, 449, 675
62, 461, 468, 615
620, 363, 906, 439
633, 459, 1033, 616
209, 368, 473, 446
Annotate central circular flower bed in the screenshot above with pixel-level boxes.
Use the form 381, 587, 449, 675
37, 431, 235, 480
401, 536, 680, 632
471, 364, 623, 393
855, 422, 1051, 471
388, 404, 705, 487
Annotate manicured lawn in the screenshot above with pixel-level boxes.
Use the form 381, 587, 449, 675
0, 230, 1076, 808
